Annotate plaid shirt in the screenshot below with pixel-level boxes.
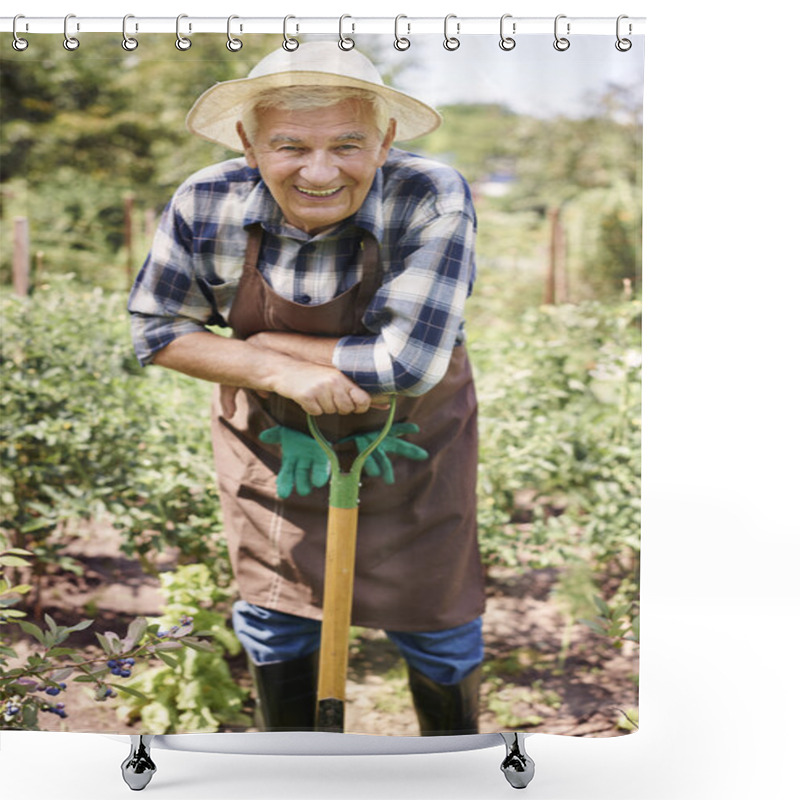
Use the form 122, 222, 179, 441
128, 148, 477, 395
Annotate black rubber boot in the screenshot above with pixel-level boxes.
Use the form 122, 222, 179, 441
408, 665, 481, 735
249, 651, 319, 731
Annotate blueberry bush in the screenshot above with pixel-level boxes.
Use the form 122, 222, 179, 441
1, 542, 210, 729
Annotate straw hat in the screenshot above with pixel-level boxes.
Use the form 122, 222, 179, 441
186, 41, 442, 150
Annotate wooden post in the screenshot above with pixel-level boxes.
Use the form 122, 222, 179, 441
554, 209, 569, 303
545, 207, 559, 304
13, 217, 30, 297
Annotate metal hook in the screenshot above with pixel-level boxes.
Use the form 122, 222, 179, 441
12, 14, 28, 51
615, 14, 632, 51
282, 15, 299, 51
121, 14, 138, 51
226, 15, 243, 51
554, 14, 570, 51
443, 14, 460, 51
394, 15, 411, 51
338, 15, 355, 51
175, 14, 192, 51
499, 14, 516, 51
63, 13, 79, 51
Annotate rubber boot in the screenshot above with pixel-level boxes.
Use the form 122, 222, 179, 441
249, 651, 319, 731
408, 665, 481, 735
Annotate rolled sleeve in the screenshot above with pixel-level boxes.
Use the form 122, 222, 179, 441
128, 193, 216, 365
333, 210, 476, 395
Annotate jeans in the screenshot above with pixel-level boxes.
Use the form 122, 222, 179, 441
232, 600, 483, 686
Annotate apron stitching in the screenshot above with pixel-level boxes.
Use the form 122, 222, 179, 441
266, 498, 285, 609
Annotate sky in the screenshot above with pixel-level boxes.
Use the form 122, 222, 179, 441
385, 34, 645, 118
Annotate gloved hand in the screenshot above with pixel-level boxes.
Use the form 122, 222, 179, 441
345, 423, 429, 485
259, 426, 332, 499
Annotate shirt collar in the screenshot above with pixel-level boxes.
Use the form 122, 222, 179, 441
240, 163, 386, 243
241, 167, 284, 232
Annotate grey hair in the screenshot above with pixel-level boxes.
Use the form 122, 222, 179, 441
240, 85, 391, 142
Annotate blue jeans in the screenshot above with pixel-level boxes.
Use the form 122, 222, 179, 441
233, 601, 483, 686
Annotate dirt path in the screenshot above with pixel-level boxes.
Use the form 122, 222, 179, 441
9, 526, 637, 738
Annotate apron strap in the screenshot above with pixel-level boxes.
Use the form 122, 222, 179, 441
244, 223, 264, 269
352, 233, 382, 330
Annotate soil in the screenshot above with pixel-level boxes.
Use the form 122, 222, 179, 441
7, 524, 638, 738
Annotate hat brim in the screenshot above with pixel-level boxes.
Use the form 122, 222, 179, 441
186, 71, 442, 151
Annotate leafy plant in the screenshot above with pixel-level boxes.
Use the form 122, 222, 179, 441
114, 564, 248, 734
467, 278, 641, 639
1, 277, 231, 604
1, 541, 209, 729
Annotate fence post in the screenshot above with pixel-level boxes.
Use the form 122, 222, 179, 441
545, 207, 559, 304
554, 208, 568, 303
13, 216, 30, 297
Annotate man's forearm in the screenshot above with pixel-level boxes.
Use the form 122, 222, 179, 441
151, 331, 374, 416
152, 331, 291, 392
246, 331, 338, 367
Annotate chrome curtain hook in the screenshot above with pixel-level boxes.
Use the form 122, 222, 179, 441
176, 14, 192, 50
282, 15, 299, 51
226, 15, 243, 51
12, 14, 29, 51
499, 14, 516, 51
554, 14, 570, 51
122, 15, 138, 51
338, 15, 355, 51
443, 14, 460, 51
63, 13, 79, 51
615, 14, 632, 51
394, 15, 411, 51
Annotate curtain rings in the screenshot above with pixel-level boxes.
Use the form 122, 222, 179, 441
226, 15, 243, 51
443, 14, 460, 51
63, 14, 79, 51
122, 14, 138, 51
615, 15, 632, 51
282, 16, 299, 51
499, 14, 516, 51
338, 15, 355, 51
175, 14, 192, 50
394, 15, 411, 51
554, 14, 570, 51
12, 15, 28, 51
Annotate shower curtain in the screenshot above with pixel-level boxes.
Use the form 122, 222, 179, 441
1, 15, 644, 748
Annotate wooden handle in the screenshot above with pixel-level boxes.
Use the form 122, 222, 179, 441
316, 505, 359, 730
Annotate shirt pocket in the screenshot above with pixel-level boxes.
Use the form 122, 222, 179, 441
196, 277, 240, 323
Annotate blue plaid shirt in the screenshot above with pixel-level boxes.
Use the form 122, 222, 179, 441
128, 148, 477, 395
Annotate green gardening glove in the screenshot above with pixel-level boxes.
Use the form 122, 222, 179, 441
344, 423, 429, 485
259, 426, 332, 499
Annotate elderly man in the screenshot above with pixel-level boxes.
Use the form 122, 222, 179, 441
128, 41, 485, 736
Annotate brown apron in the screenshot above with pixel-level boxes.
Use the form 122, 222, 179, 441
209, 225, 485, 632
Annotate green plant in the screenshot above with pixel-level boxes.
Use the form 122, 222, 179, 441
1, 540, 209, 729
115, 564, 247, 734
580, 595, 640, 649
1, 277, 231, 602
467, 280, 641, 642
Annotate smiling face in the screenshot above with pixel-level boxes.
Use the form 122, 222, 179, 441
237, 98, 396, 235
